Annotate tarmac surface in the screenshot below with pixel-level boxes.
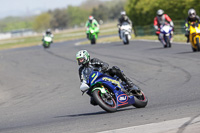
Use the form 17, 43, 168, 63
0, 39, 200, 133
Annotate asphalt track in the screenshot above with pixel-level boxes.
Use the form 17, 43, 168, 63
0, 38, 200, 133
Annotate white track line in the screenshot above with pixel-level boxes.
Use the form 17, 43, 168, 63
98, 116, 200, 133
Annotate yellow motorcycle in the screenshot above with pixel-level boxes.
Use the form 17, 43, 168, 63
189, 22, 200, 52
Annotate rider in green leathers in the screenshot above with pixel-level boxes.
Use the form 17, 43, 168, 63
85, 16, 100, 39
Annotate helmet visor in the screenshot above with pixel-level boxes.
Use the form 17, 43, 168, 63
190, 12, 196, 18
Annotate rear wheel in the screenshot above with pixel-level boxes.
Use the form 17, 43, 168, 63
93, 89, 117, 112
132, 90, 148, 108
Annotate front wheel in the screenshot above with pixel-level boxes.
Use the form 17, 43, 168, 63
123, 34, 129, 45
43, 43, 50, 48
196, 37, 200, 51
165, 36, 170, 48
91, 35, 96, 45
132, 90, 148, 108
93, 89, 117, 112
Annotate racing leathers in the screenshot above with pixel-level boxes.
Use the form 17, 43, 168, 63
42, 31, 54, 42
154, 14, 174, 44
118, 16, 132, 38
85, 19, 100, 39
78, 58, 135, 91
185, 15, 200, 42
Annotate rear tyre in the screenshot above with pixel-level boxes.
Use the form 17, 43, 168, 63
93, 89, 117, 112
132, 90, 148, 108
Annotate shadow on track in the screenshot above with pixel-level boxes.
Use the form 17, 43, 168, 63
54, 107, 136, 118
44, 49, 76, 63
147, 47, 168, 50
176, 51, 197, 54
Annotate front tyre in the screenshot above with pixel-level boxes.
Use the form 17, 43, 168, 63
165, 36, 170, 48
93, 89, 117, 112
196, 37, 200, 51
132, 90, 148, 108
91, 35, 96, 45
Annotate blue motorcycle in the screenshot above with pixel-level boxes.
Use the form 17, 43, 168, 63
160, 23, 173, 48
80, 65, 148, 113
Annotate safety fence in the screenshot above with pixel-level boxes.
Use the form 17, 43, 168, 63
134, 20, 185, 36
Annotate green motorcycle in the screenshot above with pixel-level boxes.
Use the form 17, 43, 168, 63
86, 26, 99, 45
43, 35, 53, 48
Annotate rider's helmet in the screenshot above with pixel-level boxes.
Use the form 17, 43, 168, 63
157, 9, 164, 18
76, 50, 90, 65
120, 11, 128, 20
46, 29, 51, 34
88, 16, 94, 23
188, 9, 196, 19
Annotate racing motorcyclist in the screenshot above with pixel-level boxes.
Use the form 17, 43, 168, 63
76, 50, 139, 105
118, 11, 132, 39
185, 8, 200, 43
85, 16, 100, 39
42, 29, 54, 42
154, 9, 174, 46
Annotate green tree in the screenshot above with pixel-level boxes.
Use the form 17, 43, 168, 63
49, 8, 68, 30
33, 13, 52, 31
66, 6, 90, 28
125, 0, 200, 26
92, 4, 109, 22
0, 16, 33, 32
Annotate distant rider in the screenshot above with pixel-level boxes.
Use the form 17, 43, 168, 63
118, 11, 132, 39
42, 29, 54, 42
76, 50, 139, 104
185, 8, 200, 43
154, 9, 174, 46
85, 16, 100, 39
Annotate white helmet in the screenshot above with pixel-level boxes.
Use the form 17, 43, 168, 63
76, 50, 90, 65
157, 9, 164, 16
188, 9, 196, 19
121, 11, 126, 16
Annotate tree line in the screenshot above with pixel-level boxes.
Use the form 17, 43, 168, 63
125, 0, 200, 26
0, 0, 125, 32
1, 0, 200, 33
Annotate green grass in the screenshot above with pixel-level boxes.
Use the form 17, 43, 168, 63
0, 22, 187, 50
0, 22, 118, 50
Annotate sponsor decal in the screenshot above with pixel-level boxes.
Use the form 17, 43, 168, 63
102, 77, 121, 88
92, 73, 96, 78
91, 73, 98, 84
117, 94, 128, 104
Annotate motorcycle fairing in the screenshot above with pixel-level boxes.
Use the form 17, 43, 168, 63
88, 71, 135, 107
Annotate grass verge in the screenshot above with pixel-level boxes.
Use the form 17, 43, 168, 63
0, 22, 187, 50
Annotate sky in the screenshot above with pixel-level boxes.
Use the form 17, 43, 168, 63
0, 0, 87, 18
